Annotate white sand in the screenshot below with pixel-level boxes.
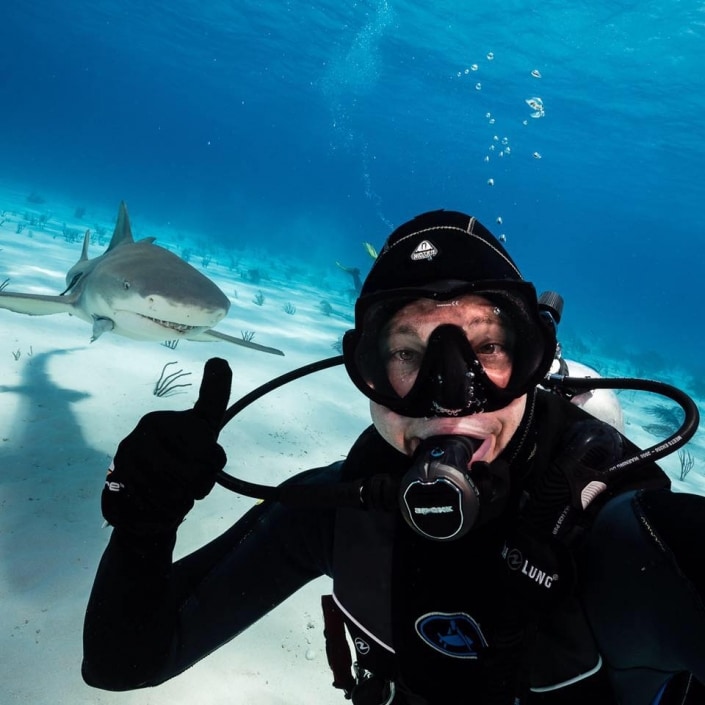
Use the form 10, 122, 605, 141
1, 192, 703, 704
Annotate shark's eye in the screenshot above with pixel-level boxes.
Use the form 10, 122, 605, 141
122, 280, 130, 290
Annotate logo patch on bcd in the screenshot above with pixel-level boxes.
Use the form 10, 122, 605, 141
415, 611, 488, 659
353, 637, 370, 655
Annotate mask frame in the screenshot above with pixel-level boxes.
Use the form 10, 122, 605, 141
343, 280, 558, 418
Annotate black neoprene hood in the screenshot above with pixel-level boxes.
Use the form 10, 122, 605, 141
356, 210, 521, 311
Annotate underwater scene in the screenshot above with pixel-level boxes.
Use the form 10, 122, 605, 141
1, 1, 704, 703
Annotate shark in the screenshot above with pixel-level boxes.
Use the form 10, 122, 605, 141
0, 201, 284, 355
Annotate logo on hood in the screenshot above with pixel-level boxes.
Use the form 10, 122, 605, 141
411, 240, 438, 261
415, 611, 488, 659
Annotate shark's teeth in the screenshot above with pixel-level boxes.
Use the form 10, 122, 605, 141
145, 316, 197, 334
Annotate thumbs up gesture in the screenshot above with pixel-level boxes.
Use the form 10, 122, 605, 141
102, 358, 232, 535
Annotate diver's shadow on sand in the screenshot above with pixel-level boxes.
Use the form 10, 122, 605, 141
0, 348, 108, 592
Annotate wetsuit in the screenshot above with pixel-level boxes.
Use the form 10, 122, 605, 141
82, 390, 705, 704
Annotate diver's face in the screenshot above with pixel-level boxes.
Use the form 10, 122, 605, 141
382, 295, 514, 395
371, 294, 526, 460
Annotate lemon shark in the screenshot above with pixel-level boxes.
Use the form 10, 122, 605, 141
0, 201, 284, 355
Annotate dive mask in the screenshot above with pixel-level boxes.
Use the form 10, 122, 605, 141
343, 281, 557, 418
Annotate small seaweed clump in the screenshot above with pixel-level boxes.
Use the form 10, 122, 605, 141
153, 362, 192, 397
645, 403, 683, 435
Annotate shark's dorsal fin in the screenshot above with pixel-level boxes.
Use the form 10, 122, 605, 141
106, 201, 135, 252
79, 229, 91, 262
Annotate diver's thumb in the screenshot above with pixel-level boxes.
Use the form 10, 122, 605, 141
193, 357, 232, 435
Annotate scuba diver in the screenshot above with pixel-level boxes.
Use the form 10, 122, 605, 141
82, 210, 705, 704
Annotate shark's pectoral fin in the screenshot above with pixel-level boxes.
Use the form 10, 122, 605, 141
91, 316, 115, 342
194, 328, 285, 356
0, 291, 78, 316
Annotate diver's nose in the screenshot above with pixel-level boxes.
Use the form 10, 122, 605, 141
423, 324, 479, 414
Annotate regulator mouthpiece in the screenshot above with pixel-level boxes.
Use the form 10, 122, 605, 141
399, 436, 483, 541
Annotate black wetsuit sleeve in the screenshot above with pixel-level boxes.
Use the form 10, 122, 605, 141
580, 489, 705, 705
82, 465, 339, 691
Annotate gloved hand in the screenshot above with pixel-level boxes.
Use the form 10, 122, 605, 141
102, 357, 232, 535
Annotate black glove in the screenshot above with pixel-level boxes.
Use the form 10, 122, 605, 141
102, 357, 232, 535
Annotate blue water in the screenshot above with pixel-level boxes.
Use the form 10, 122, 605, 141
2, 0, 705, 376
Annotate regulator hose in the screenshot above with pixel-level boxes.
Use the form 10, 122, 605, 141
215, 360, 700, 507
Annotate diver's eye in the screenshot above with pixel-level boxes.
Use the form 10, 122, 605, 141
384, 347, 424, 380
476, 342, 503, 355
475, 342, 512, 371
385, 347, 424, 397
388, 348, 422, 367
394, 349, 415, 362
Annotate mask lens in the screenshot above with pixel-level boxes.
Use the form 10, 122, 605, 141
346, 293, 509, 416
343, 284, 556, 417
